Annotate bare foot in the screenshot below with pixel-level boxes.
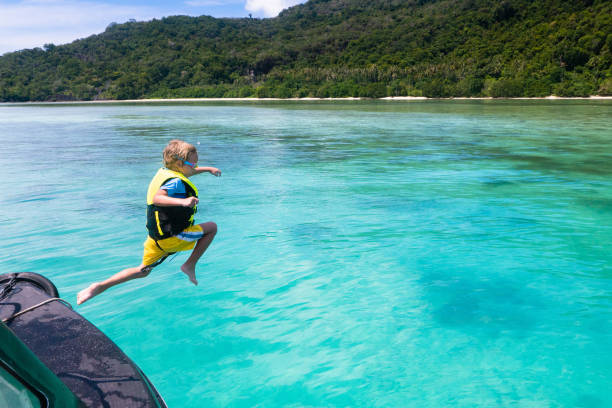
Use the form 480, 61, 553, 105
77, 283, 103, 305
180, 264, 198, 285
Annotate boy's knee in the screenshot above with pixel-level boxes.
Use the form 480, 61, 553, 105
201, 222, 217, 235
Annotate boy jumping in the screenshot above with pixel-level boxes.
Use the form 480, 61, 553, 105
77, 139, 220, 305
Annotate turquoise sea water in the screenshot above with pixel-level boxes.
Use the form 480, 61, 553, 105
0, 100, 611, 407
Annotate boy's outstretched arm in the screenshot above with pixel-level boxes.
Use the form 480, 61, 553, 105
195, 166, 221, 176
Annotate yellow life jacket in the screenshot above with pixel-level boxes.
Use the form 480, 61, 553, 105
145, 168, 199, 240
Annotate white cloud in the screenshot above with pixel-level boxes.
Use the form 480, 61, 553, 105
0, 0, 160, 54
245, 0, 303, 17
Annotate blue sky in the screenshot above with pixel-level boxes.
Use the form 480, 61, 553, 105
0, 0, 307, 55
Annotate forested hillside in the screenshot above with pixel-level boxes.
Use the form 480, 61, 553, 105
1, 0, 610, 101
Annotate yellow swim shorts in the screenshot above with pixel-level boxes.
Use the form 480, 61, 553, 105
142, 224, 204, 267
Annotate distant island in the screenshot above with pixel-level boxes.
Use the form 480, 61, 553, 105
1, 0, 610, 102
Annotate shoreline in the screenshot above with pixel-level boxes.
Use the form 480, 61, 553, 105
1, 95, 611, 104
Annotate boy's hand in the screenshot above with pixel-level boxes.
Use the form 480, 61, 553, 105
183, 197, 199, 208
210, 167, 221, 177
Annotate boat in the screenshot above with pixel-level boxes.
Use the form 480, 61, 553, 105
0, 272, 167, 407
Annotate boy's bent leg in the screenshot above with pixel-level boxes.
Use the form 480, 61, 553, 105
77, 263, 152, 305
181, 222, 217, 286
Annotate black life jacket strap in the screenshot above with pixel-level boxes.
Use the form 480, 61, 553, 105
154, 239, 164, 251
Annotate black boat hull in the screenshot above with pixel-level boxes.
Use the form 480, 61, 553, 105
0, 273, 167, 408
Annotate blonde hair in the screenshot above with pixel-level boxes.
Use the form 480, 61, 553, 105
163, 139, 197, 172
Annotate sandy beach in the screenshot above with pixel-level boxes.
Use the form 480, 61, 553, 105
1, 96, 611, 104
